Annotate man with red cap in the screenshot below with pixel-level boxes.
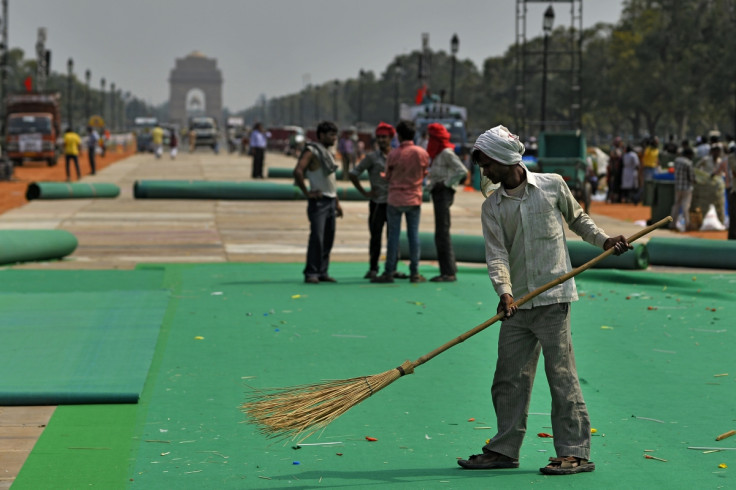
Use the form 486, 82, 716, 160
349, 122, 409, 279
426, 123, 468, 282
372, 120, 429, 283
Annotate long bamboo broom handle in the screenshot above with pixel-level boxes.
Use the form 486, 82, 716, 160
409, 216, 672, 370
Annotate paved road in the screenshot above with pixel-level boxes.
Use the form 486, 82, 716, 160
0, 149, 676, 271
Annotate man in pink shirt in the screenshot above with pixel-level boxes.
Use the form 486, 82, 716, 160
372, 120, 429, 283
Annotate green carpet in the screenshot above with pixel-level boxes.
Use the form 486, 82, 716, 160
0, 269, 170, 404
12, 264, 736, 489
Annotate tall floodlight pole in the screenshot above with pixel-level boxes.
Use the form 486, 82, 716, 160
540, 6, 554, 132
66, 58, 73, 130
36, 28, 47, 91
450, 34, 459, 105
418, 33, 430, 94
394, 60, 402, 122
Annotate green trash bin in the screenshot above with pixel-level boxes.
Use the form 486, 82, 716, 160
642, 180, 655, 207
650, 180, 674, 224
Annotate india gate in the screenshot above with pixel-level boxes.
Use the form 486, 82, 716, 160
168, 51, 223, 127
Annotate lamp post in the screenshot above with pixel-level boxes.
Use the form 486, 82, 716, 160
333, 80, 339, 123
540, 5, 554, 132
394, 60, 403, 122
450, 34, 459, 105
357, 69, 365, 124
100, 77, 106, 123
110, 82, 115, 131
66, 58, 73, 131
314, 85, 320, 123
84, 69, 91, 123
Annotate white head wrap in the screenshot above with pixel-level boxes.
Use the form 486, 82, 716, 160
473, 125, 525, 166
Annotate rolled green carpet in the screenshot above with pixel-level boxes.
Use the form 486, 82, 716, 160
26, 182, 120, 200
567, 241, 649, 269
267, 167, 367, 180
399, 232, 648, 269
0, 230, 78, 265
647, 237, 736, 269
133, 180, 429, 202
134, 180, 303, 200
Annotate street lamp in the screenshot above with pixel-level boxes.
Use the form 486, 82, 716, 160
314, 85, 320, 123
110, 82, 115, 131
394, 60, 403, 122
100, 77, 106, 123
85, 69, 91, 123
357, 69, 365, 124
450, 34, 459, 105
66, 57, 73, 131
540, 5, 554, 132
333, 80, 339, 123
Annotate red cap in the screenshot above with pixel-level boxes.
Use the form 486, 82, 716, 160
375, 122, 395, 137
427, 122, 451, 141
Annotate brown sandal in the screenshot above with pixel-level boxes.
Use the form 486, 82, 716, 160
539, 456, 595, 475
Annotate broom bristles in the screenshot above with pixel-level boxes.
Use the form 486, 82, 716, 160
242, 360, 414, 441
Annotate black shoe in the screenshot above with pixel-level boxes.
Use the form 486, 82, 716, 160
364, 270, 378, 279
371, 273, 394, 283
458, 450, 519, 470
304, 277, 319, 284
430, 274, 457, 282
318, 276, 337, 283
410, 274, 427, 283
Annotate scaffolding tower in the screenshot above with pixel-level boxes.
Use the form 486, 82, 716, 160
515, 0, 583, 139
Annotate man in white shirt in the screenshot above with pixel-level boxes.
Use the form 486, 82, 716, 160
457, 125, 631, 476
250, 123, 269, 179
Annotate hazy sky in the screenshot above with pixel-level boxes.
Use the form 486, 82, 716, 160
10, 0, 625, 112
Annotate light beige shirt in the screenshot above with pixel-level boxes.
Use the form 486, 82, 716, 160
427, 148, 468, 191
481, 165, 609, 308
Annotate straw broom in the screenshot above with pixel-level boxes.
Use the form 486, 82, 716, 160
243, 216, 672, 441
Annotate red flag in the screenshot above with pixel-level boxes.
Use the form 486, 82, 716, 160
414, 83, 427, 105
23, 76, 33, 92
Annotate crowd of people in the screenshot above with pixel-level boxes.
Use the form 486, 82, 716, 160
606, 132, 736, 238
293, 120, 468, 284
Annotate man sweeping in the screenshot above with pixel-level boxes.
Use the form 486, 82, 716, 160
458, 125, 632, 475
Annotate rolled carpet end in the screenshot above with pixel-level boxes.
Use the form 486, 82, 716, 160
647, 237, 736, 269
26, 182, 120, 200
0, 229, 78, 265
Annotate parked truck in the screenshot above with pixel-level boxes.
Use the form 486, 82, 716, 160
400, 102, 468, 151
188, 116, 219, 151
4, 92, 61, 167
133, 116, 159, 153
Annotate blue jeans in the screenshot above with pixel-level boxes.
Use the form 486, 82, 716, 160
385, 204, 421, 275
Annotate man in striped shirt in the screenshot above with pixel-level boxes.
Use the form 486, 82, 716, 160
457, 125, 631, 476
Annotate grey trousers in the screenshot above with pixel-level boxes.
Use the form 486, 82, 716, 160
483, 303, 591, 460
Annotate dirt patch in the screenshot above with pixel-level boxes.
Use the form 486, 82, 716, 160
0, 147, 135, 215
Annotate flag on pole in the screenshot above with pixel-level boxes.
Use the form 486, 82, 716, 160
414, 84, 427, 105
